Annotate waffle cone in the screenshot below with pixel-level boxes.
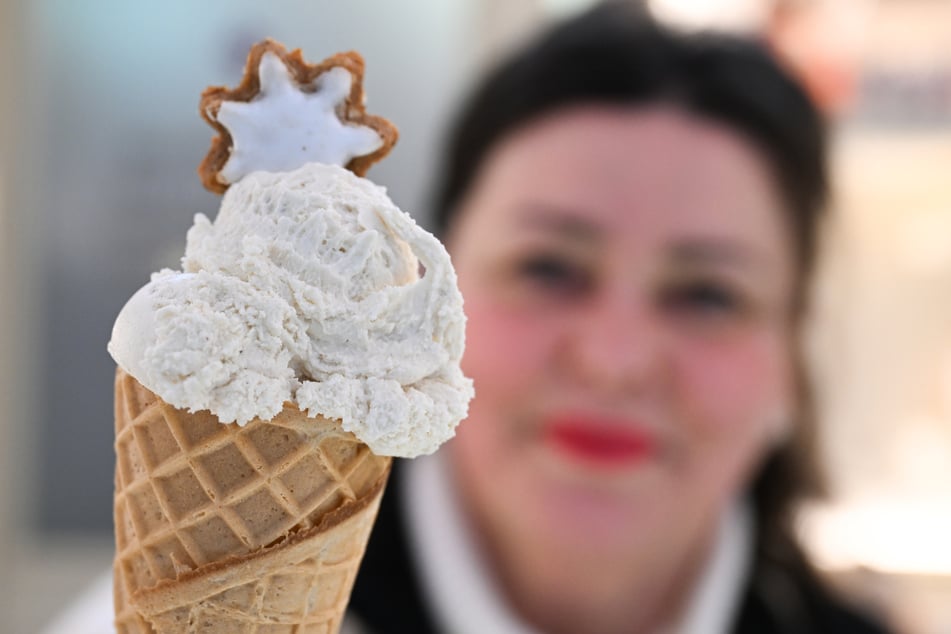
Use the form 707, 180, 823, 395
112, 368, 391, 633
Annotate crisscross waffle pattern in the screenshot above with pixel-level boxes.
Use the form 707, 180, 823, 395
133, 485, 384, 633
112, 369, 390, 633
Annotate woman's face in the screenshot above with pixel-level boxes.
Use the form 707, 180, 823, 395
447, 106, 796, 571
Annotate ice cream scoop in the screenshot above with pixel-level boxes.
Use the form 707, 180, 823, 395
109, 161, 472, 457
108, 40, 471, 458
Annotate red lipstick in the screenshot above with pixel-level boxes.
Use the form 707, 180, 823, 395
544, 416, 656, 467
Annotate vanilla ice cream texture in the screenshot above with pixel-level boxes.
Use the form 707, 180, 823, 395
108, 49, 473, 458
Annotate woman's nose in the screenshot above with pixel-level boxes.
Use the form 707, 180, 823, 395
558, 292, 664, 394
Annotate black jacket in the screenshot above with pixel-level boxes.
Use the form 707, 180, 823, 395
350, 463, 891, 634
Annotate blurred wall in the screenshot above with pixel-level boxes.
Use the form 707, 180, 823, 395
805, 0, 951, 519
1, 0, 12, 612
0, 0, 33, 619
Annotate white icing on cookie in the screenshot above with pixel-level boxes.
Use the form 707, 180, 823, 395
216, 52, 383, 185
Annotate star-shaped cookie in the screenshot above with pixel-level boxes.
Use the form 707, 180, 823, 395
198, 39, 398, 194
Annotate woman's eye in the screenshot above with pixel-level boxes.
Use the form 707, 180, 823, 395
661, 281, 742, 317
517, 255, 591, 294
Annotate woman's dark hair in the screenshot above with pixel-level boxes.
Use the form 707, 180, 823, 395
434, 1, 828, 559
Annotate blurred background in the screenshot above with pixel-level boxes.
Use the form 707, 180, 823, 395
1, 0, 949, 632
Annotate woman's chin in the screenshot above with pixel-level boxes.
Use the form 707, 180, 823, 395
519, 446, 670, 550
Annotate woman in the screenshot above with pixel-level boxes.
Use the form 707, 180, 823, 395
348, 3, 889, 634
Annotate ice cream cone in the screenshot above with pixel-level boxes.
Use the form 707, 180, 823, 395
112, 368, 391, 633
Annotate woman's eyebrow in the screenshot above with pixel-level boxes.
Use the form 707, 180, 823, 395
667, 240, 770, 270
515, 205, 602, 242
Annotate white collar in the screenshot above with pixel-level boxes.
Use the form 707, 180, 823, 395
403, 450, 754, 634
674, 480, 754, 634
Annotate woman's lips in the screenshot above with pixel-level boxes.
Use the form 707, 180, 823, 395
542, 415, 657, 467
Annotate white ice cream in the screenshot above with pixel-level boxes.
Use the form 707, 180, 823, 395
108, 162, 473, 458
